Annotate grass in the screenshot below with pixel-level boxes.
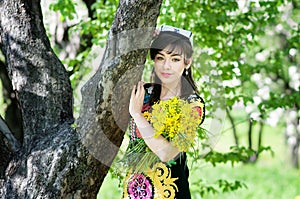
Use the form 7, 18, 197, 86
98, 109, 300, 199
190, 162, 300, 199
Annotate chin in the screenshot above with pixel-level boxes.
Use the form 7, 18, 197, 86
160, 79, 178, 85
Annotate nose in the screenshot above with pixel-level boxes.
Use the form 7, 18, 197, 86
162, 58, 171, 70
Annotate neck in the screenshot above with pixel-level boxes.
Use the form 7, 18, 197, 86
160, 82, 181, 100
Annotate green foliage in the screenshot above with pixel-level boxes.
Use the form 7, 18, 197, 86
192, 163, 300, 199
67, 50, 92, 88
49, 0, 77, 21
48, 0, 118, 90
78, 0, 118, 46
70, 0, 118, 89
203, 146, 273, 167
155, 0, 289, 115
192, 178, 247, 197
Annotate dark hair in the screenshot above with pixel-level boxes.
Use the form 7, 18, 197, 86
149, 31, 198, 100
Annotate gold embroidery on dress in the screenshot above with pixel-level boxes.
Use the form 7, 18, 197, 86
151, 162, 178, 199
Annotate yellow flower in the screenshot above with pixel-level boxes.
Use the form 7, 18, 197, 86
145, 96, 205, 152
143, 111, 151, 121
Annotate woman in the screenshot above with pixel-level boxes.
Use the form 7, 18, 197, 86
123, 25, 205, 199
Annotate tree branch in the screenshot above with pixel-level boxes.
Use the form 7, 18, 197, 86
0, 59, 23, 143
226, 107, 239, 146
0, 115, 20, 178
82, 0, 97, 19
0, 115, 20, 153
77, 0, 162, 188
0, 0, 74, 148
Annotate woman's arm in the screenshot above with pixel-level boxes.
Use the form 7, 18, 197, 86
129, 81, 180, 162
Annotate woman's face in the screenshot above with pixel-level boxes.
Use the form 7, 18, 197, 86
154, 47, 188, 86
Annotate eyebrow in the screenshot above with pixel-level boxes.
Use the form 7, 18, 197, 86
157, 52, 182, 57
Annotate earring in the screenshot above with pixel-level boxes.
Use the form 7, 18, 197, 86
185, 69, 188, 76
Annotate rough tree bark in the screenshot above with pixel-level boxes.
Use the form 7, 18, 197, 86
0, 37, 23, 144
0, 0, 162, 198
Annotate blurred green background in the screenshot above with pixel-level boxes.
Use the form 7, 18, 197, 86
98, 109, 300, 199
1, 0, 299, 198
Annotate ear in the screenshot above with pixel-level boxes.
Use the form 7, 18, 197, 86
185, 58, 193, 69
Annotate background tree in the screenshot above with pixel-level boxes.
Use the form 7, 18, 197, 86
0, 0, 299, 198
155, 0, 299, 168
0, 0, 161, 198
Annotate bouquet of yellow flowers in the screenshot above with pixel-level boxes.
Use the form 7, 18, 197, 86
115, 95, 206, 174
143, 96, 205, 152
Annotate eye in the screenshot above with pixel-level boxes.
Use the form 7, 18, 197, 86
172, 57, 181, 62
156, 55, 164, 61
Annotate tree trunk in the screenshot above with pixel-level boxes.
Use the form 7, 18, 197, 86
255, 120, 264, 160
248, 118, 253, 150
0, 0, 162, 198
0, 51, 23, 143
247, 118, 258, 162
77, 0, 162, 185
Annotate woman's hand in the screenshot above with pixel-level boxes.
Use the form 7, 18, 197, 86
128, 81, 180, 162
153, 29, 160, 37
129, 81, 145, 118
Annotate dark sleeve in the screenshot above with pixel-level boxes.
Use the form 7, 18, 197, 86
187, 93, 205, 125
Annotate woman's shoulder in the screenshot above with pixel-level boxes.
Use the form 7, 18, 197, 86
185, 93, 205, 125
186, 93, 205, 104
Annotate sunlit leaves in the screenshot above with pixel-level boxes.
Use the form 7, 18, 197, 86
203, 146, 273, 167
72, 0, 118, 47
49, 0, 77, 21
156, 0, 287, 116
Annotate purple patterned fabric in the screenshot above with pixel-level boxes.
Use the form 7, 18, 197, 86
128, 173, 153, 199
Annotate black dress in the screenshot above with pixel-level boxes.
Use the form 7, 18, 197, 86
122, 84, 204, 199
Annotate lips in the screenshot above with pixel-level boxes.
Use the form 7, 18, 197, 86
161, 72, 172, 77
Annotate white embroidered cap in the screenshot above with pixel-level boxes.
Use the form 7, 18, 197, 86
160, 24, 193, 45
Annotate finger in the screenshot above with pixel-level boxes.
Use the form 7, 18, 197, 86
138, 81, 143, 89
153, 29, 160, 37
139, 81, 145, 95
135, 81, 141, 95
137, 81, 144, 97
130, 85, 136, 99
